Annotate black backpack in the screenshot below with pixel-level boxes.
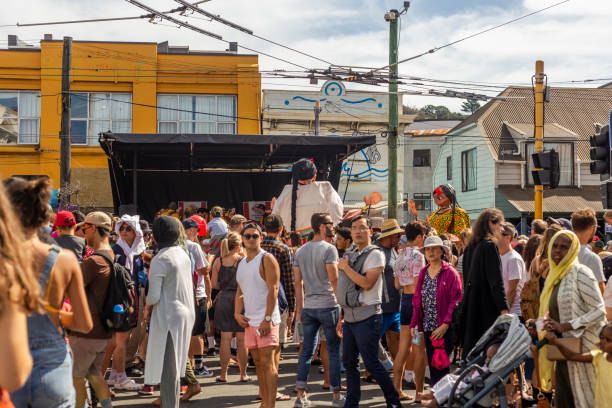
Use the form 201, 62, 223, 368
89, 250, 137, 331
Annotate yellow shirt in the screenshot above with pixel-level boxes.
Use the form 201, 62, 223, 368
427, 206, 471, 235
590, 349, 612, 408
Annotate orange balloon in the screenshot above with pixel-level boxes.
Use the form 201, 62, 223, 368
364, 195, 371, 206
369, 192, 382, 205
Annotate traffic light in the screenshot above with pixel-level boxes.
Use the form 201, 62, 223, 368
590, 124, 611, 177
531, 149, 560, 188
601, 180, 612, 209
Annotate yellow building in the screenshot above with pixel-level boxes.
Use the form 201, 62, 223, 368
0, 35, 261, 208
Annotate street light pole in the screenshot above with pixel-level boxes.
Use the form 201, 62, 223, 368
386, 9, 399, 219
534, 60, 545, 219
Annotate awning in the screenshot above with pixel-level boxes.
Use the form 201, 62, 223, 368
98, 132, 376, 220
496, 186, 604, 217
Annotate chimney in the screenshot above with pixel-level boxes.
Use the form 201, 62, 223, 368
8, 35, 17, 47
43, 34, 53, 41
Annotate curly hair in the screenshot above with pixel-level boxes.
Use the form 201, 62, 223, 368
3, 176, 51, 230
0, 183, 40, 317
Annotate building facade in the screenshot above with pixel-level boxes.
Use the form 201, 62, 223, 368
262, 81, 414, 220
0, 36, 261, 208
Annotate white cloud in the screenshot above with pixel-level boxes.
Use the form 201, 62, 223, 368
2, 0, 611, 112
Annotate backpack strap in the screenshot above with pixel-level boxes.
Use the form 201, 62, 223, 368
39, 245, 61, 295
92, 250, 115, 267
87, 250, 115, 329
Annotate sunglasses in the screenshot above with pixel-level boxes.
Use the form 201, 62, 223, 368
243, 233, 260, 240
119, 226, 133, 232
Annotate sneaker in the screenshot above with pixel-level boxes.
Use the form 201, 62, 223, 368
126, 366, 143, 377
106, 373, 118, 387
294, 396, 312, 407
195, 366, 214, 377
138, 385, 155, 396
331, 394, 346, 408
114, 378, 144, 391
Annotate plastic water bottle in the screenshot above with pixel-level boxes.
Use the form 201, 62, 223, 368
112, 304, 125, 328
412, 326, 422, 346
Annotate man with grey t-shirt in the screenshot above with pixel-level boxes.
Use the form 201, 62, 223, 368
571, 208, 607, 293
293, 213, 343, 407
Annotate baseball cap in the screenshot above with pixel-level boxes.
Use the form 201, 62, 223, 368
54, 210, 76, 227
182, 218, 199, 231
264, 214, 283, 231
229, 214, 247, 227
189, 215, 208, 237
80, 211, 112, 231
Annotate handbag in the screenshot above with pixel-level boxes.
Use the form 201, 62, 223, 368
431, 337, 451, 370
546, 337, 581, 361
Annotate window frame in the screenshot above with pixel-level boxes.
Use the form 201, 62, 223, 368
446, 156, 452, 180
156, 94, 237, 134
413, 149, 431, 167
461, 148, 477, 192
413, 193, 432, 211
69, 92, 132, 146
0, 90, 41, 145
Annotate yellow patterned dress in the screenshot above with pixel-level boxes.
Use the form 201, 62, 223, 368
428, 207, 471, 235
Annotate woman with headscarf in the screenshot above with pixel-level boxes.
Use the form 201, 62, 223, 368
103, 214, 147, 390
427, 184, 471, 237
539, 230, 606, 408
272, 158, 343, 240
144, 216, 196, 408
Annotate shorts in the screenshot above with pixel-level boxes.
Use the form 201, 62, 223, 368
245, 324, 280, 350
400, 293, 414, 326
380, 312, 401, 337
192, 298, 209, 336
70, 336, 110, 378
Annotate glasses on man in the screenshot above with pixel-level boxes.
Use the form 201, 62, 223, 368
243, 233, 260, 240
119, 225, 133, 232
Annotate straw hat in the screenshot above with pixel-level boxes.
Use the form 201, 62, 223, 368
420, 235, 450, 259
378, 218, 404, 239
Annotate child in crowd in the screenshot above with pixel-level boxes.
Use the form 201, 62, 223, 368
420, 342, 502, 408
545, 322, 612, 408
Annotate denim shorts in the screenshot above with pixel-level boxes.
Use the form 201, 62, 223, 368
400, 293, 413, 326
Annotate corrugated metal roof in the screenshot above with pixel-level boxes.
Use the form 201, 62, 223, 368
497, 186, 603, 214
450, 87, 612, 161
407, 120, 462, 130
409, 128, 452, 136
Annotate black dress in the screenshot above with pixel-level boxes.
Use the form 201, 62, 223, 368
214, 259, 244, 333
460, 240, 509, 356
550, 283, 574, 408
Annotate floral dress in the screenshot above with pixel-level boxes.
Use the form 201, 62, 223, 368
422, 273, 439, 332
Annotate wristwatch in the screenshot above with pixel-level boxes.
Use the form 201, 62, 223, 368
265, 315, 272, 322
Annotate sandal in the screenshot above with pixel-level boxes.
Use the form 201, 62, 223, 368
398, 393, 414, 401
276, 393, 291, 401
363, 375, 377, 384
239, 376, 252, 382
215, 377, 228, 383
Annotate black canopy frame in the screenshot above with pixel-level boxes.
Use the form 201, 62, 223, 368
99, 132, 376, 220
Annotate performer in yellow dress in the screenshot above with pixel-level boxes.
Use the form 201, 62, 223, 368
427, 184, 471, 236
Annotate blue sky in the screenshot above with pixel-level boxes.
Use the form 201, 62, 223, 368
2, 0, 611, 111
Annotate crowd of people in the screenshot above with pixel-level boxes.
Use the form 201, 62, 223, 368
1, 172, 612, 408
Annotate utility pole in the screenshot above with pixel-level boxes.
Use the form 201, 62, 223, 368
386, 9, 399, 219
314, 99, 320, 135
534, 60, 545, 219
59, 36, 72, 202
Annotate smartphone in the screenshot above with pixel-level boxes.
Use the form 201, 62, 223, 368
256, 328, 262, 336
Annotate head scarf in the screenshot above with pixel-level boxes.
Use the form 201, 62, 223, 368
153, 215, 180, 250
115, 214, 146, 273
537, 229, 580, 392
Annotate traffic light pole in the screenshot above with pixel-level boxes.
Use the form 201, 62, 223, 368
534, 60, 545, 220
387, 9, 399, 219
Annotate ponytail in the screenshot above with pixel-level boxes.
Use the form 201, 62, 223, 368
289, 158, 316, 233
220, 237, 230, 258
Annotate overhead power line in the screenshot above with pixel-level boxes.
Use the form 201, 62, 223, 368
172, 0, 335, 66
370, 0, 571, 73
15, 0, 211, 27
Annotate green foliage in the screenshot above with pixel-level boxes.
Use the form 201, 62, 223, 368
402, 104, 466, 120
461, 98, 482, 114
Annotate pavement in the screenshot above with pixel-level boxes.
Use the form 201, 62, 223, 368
112, 344, 426, 407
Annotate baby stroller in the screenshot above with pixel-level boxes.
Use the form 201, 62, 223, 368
442, 314, 540, 407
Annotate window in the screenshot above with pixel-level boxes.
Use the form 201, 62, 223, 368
0, 91, 40, 144
157, 94, 237, 134
461, 148, 477, 191
70, 93, 132, 145
526, 142, 573, 186
446, 156, 452, 180
413, 149, 431, 167
413, 193, 431, 211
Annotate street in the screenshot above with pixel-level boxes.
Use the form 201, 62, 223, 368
113, 344, 425, 407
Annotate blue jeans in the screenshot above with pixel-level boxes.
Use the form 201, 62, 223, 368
343, 314, 400, 408
296, 307, 341, 392
11, 340, 75, 408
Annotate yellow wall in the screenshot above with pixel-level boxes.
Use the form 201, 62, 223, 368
0, 40, 261, 207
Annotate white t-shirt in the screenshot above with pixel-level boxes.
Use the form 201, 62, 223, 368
357, 248, 386, 306
604, 276, 612, 309
187, 240, 210, 299
500, 249, 525, 316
